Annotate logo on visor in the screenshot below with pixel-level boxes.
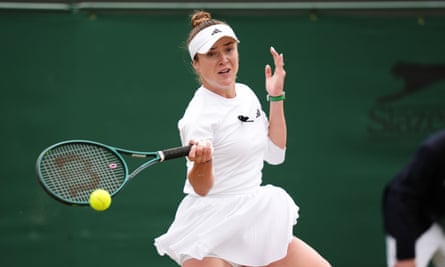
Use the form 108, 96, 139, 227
211, 28, 222, 35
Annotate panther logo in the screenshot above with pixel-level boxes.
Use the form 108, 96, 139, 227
377, 62, 445, 103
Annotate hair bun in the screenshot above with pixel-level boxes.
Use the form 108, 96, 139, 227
191, 11, 212, 28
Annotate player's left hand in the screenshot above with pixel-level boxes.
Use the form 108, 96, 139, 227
265, 46, 286, 97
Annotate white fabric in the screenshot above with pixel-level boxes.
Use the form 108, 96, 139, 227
154, 83, 299, 266
180, 83, 284, 196
386, 223, 445, 267
188, 24, 239, 59
155, 185, 298, 266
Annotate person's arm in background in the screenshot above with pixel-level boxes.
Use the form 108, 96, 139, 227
383, 143, 438, 266
395, 259, 415, 267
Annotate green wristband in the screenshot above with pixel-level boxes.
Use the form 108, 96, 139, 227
267, 91, 285, 102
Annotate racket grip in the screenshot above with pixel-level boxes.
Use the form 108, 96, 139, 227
159, 145, 191, 162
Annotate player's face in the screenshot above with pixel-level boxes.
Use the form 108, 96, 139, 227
193, 37, 239, 95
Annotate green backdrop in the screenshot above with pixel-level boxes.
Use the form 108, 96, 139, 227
1, 10, 445, 267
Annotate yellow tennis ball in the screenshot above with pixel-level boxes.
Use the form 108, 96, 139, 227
89, 189, 112, 211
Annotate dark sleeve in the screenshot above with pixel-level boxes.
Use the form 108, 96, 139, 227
382, 145, 437, 260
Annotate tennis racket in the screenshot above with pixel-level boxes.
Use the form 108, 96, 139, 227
36, 140, 191, 206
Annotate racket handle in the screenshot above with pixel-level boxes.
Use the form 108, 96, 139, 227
159, 145, 191, 162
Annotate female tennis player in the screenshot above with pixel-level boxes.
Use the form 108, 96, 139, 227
154, 10, 331, 267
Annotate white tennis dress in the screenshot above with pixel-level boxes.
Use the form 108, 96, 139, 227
154, 83, 299, 266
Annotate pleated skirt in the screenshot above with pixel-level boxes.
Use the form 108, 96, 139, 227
154, 185, 299, 266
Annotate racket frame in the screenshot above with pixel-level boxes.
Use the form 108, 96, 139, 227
36, 139, 188, 206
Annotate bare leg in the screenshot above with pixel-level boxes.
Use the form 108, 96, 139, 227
183, 257, 232, 267
265, 237, 331, 267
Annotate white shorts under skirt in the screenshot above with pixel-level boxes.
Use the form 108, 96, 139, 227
154, 185, 300, 267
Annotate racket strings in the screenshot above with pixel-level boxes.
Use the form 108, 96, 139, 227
39, 143, 126, 203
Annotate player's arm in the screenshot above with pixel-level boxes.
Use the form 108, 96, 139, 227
268, 99, 286, 149
187, 140, 214, 196
265, 46, 286, 149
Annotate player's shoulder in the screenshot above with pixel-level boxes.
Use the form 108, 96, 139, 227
181, 87, 221, 119
235, 82, 257, 98
182, 89, 206, 116
236, 82, 253, 92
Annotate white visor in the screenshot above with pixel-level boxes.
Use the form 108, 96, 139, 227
188, 24, 239, 60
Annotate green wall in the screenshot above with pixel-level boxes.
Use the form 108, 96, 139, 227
1, 10, 445, 267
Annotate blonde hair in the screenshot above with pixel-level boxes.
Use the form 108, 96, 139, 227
186, 10, 227, 56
